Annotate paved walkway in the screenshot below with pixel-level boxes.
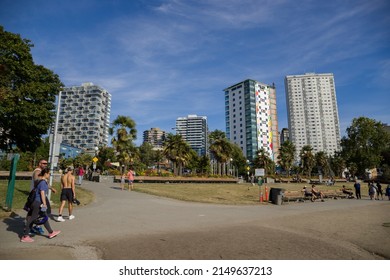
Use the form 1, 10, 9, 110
0, 180, 389, 259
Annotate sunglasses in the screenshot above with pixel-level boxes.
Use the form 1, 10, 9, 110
41, 162, 48, 165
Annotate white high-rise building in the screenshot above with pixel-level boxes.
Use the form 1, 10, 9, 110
176, 115, 208, 156
57, 82, 111, 151
224, 79, 280, 162
285, 73, 341, 160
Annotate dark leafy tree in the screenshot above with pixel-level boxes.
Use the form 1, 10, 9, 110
253, 148, 275, 176
0, 26, 63, 152
163, 133, 192, 176
315, 151, 330, 177
277, 140, 295, 177
341, 117, 390, 176
300, 145, 315, 178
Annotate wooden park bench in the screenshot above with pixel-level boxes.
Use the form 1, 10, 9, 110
282, 190, 306, 203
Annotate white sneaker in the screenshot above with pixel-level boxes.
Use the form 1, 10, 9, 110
57, 216, 65, 222
69, 215, 75, 220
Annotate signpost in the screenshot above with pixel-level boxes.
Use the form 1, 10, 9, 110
92, 157, 98, 171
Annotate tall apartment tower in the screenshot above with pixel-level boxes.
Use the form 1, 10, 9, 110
224, 79, 280, 162
143, 127, 166, 149
176, 115, 208, 156
57, 82, 111, 151
285, 73, 341, 159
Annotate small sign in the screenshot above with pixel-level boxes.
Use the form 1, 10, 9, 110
255, 168, 265, 176
92, 157, 99, 163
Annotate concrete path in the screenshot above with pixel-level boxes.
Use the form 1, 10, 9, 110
1, 180, 389, 259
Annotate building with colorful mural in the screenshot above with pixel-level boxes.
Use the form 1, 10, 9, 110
224, 79, 279, 162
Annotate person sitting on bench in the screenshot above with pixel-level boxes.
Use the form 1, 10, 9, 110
302, 186, 313, 199
311, 184, 325, 202
342, 185, 354, 198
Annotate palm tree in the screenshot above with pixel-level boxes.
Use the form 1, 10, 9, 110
209, 137, 233, 176
109, 115, 137, 172
163, 134, 192, 176
315, 151, 329, 178
253, 148, 274, 176
300, 145, 315, 178
277, 140, 295, 177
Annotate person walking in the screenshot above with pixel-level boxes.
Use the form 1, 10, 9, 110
376, 181, 383, 200
385, 184, 390, 200
20, 168, 61, 242
77, 165, 85, 185
353, 180, 361, 199
29, 159, 57, 234
120, 173, 126, 191
57, 167, 76, 222
368, 182, 376, 200
127, 167, 135, 191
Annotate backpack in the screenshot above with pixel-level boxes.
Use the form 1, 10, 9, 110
23, 179, 44, 212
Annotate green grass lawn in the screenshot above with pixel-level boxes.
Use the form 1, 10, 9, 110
0, 180, 94, 217
133, 181, 368, 205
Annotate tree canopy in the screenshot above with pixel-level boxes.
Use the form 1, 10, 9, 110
0, 26, 63, 152
109, 115, 137, 169
341, 117, 390, 176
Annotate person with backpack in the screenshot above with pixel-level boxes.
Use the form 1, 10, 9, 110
20, 168, 61, 243
28, 159, 57, 234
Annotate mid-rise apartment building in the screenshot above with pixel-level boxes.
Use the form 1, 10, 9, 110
143, 127, 166, 149
285, 73, 340, 160
280, 128, 290, 145
224, 79, 280, 162
57, 82, 111, 151
176, 115, 208, 156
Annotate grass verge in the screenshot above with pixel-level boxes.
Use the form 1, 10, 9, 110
133, 181, 367, 205
0, 180, 95, 218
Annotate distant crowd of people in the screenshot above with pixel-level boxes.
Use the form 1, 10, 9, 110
301, 180, 390, 202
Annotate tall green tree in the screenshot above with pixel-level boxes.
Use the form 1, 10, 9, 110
209, 137, 233, 176
315, 151, 330, 177
253, 148, 275, 176
341, 117, 390, 176
230, 143, 247, 177
0, 26, 63, 152
277, 140, 295, 177
109, 115, 137, 169
138, 142, 155, 168
163, 133, 192, 176
330, 152, 346, 178
300, 145, 315, 178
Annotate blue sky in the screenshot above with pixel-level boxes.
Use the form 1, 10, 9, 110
2, 0, 389, 145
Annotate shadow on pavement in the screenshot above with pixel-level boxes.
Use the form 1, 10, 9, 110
3, 212, 24, 238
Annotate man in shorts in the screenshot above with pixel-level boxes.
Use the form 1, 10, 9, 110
57, 167, 76, 222
311, 184, 325, 202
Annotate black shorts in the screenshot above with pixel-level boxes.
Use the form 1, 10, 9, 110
60, 188, 74, 202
